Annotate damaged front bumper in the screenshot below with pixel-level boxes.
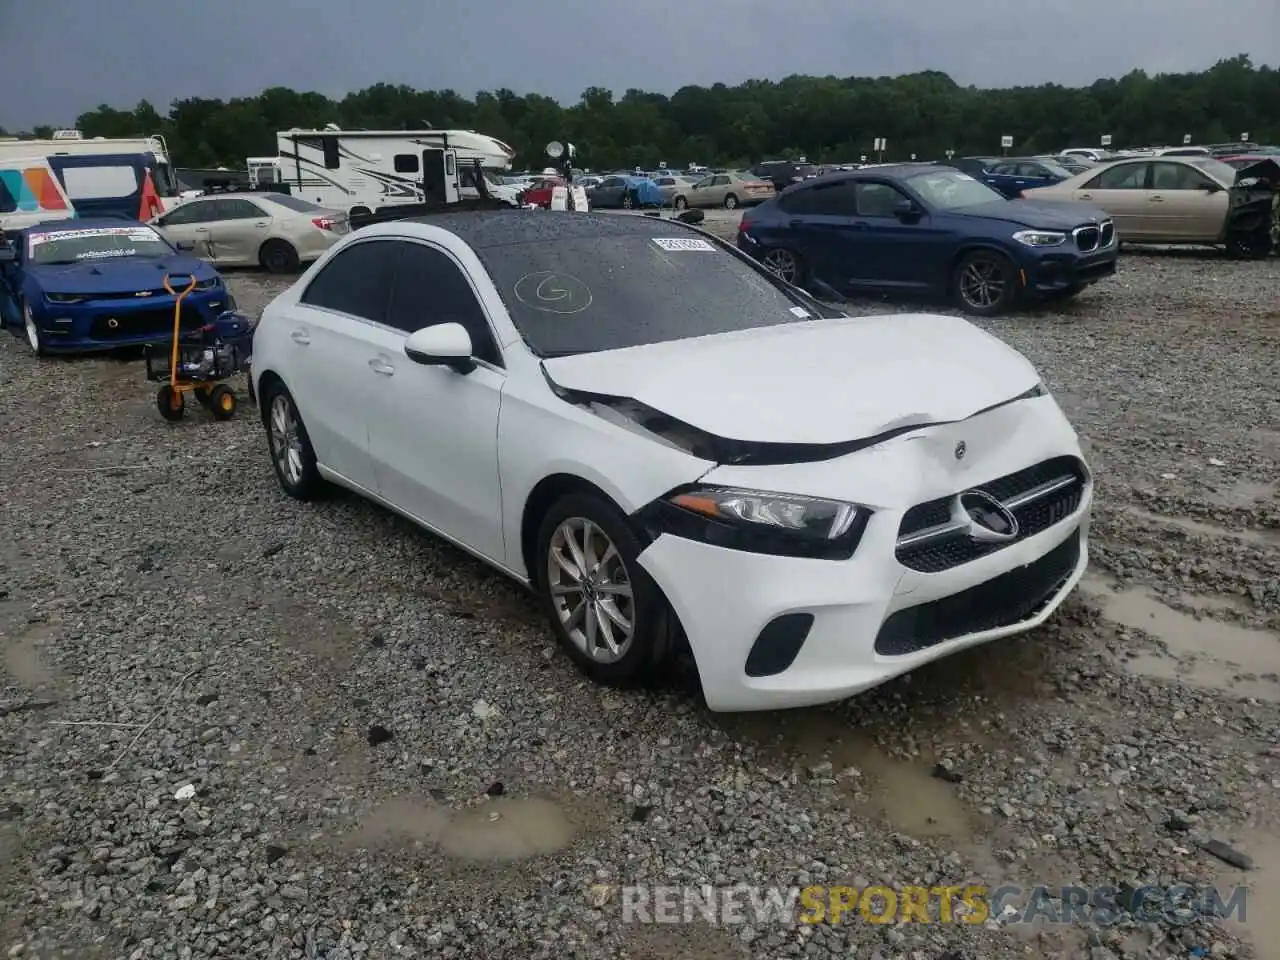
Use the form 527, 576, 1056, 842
632, 393, 1093, 712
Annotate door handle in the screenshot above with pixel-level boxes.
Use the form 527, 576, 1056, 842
368, 357, 395, 376
1078, 193, 1092, 200
1148, 195, 1164, 202
290, 329, 311, 345
195, 227, 210, 233
253, 221, 269, 227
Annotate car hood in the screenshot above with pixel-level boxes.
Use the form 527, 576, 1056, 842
542, 313, 1041, 446
25, 255, 216, 294
960, 198, 1110, 228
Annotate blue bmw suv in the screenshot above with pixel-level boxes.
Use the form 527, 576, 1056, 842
737, 165, 1117, 316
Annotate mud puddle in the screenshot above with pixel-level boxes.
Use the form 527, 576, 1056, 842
1, 620, 58, 690
1203, 480, 1277, 510
342, 795, 576, 861
722, 712, 976, 840
1082, 577, 1280, 702
1217, 828, 1280, 960
1127, 507, 1279, 547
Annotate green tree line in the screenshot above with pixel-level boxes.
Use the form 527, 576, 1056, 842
6, 54, 1276, 171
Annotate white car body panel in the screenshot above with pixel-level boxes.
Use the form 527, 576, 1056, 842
251, 215, 1093, 712
542, 314, 1041, 444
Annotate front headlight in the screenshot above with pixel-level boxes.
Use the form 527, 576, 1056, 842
1012, 229, 1067, 247
45, 292, 85, 304
194, 277, 221, 291
644, 485, 872, 559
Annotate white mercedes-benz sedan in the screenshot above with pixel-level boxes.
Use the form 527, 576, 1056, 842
250, 211, 1093, 712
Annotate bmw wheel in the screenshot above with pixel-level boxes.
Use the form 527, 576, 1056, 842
262, 381, 322, 500
953, 250, 1017, 317
760, 248, 806, 286
22, 299, 47, 357
535, 491, 673, 686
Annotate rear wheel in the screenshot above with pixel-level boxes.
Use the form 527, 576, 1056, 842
208, 384, 237, 420
535, 492, 672, 687
259, 239, 299, 274
760, 247, 806, 286
621, 192, 635, 210
673, 196, 688, 210
349, 206, 371, 218
953, 250, 1018, 316
724, 193, 739, 210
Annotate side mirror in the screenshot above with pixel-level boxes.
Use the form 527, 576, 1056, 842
893, 199, 922, 220
404, 322, 475, 374
175, 240, 195, 252
1201, 181, 1223, 193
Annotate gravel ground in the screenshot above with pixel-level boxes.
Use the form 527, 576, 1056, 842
1, 227, 1278, 960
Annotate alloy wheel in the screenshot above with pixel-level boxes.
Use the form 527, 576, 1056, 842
762, 249, 799, 284
269, 393, 305, 486
960, 258, 1006, 309
546, 517, 635, 664
23, 303, 41, 354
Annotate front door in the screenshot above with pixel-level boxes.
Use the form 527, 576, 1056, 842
364, 239, 506, 561
153, 197, 219, 260
848, 181, 943, 291
205, 197, 272, 265
288, 238, 398, 487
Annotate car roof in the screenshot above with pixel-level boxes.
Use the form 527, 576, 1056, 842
26, 217, 148, 235
805, 164, 955, 185
399, 210, 706, 249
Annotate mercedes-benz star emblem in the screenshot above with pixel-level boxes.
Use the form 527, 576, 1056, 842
954, 441, 966, 460
956, 490, 1020, 543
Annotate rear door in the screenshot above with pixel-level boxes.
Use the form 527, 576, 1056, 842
775, 179, 862, 289
1075, 162, 1151, 238
205, 197, 271, 265
983, 161, 1023, 197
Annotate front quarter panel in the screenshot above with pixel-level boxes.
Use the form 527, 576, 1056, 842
496, 350, 714, 578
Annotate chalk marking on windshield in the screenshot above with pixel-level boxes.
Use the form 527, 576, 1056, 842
789, 307, 811, 318
513, 271, 593, 315
652, 237, 714, 252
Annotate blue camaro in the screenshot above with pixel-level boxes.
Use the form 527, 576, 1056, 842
737, 165, 1118, 316
0, 218, 235, 355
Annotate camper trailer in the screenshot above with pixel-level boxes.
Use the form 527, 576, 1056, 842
272, 126, 520, 216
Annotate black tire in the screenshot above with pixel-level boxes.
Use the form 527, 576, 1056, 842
259, 239, 300, 274
952, 249, 1018, 316
534, 491, 673, 687
724, 193, 739, 210
156, 385, 185, 422
673, 196, 688, 210
21, 298, 47, 357
760, 247, 807, 287
1225, 228, 1271, 261
208, 384, 237, 421
621, 191, 635, 210
349, 206, 372, 218
261, 380, 323, 500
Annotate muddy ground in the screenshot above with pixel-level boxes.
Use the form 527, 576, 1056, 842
0, 223, 1277, 959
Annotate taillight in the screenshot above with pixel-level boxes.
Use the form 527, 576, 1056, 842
738, 218, 751, 234
313, 216, 336, 231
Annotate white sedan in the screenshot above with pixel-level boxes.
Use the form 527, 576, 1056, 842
250, 212, 1093, 712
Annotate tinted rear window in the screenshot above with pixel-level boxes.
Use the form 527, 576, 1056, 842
262, 193, 325, 213
473, 235, 836, 357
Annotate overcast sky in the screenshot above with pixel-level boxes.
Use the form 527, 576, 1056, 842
3, 0, 1277, 130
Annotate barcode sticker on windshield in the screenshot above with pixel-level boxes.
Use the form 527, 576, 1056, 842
652, 237, 714, 252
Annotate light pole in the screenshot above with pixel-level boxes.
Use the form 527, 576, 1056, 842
546, 140, 577, 210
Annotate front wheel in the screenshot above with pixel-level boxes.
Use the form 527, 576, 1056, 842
620, 192, 635, 210
208, 384, 237, 420
1225, 228, 1272, 261
953, 250, 1018, 316
673, 196, 688, 210
262, 381, 322, 500
156, 385, 185, 421
535, 492, 672, 687
22, 300, 47, 357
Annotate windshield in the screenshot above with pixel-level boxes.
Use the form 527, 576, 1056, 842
1187, 157, 1240, 185
475, 234, 841, 357
905, 169, 1004, 209
28, 226, 170, 264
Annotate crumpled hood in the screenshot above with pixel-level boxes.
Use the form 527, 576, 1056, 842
960, 199, 1111, 229
25, 255, 217, 295
543, 313, 1042, 445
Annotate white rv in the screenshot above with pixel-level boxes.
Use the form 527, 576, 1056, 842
270, 126, 520, 216
0, 130, 184, 209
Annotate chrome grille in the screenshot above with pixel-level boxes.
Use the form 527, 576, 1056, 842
895, 456, 1088, 573
1074, 226, 1100, 252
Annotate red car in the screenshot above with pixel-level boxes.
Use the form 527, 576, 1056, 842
520, 177, 566, 209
